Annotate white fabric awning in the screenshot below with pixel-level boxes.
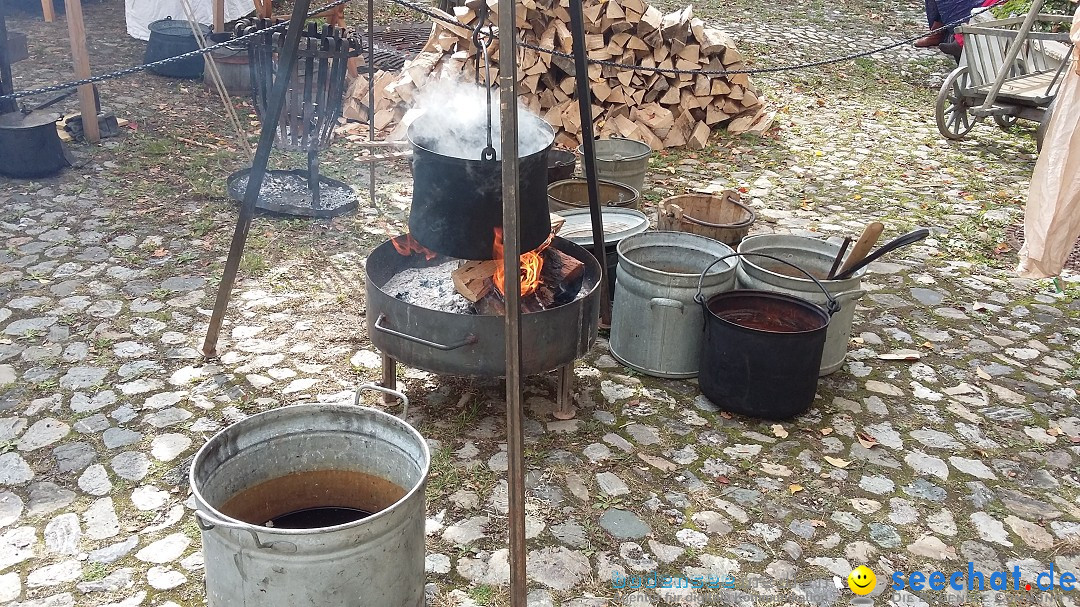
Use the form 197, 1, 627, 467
125, 0, 256, 40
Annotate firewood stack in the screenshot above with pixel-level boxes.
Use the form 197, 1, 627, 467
342, 0, 773, 150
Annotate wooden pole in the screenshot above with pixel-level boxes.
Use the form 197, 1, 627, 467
40, 0, 53, 22
63, 0, 98, 142
213, 0, 224, 33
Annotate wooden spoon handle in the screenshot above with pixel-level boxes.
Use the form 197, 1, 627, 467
837, 222, 884, 277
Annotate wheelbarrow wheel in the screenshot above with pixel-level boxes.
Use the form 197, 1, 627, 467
936, 66, 976, 140
993, 114, 1019, 129
1035, 95, 1056, 152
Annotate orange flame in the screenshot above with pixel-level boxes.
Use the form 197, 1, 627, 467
391, 234, 437, 261
493, 228, 552, 298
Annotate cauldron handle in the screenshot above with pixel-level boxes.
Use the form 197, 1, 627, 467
471, 3, 497, 162
356, 382, 410, 419
693, 252, 841, 317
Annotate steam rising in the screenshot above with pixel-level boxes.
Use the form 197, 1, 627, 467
407, 79, 554, 160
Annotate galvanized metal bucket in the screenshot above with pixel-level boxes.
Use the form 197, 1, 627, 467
736, 234, 867, 376
579, 137, 652, 194
609, 231, 737, 378
189, 385, 429, 607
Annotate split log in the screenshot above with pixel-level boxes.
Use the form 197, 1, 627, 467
452, 260, 499, 302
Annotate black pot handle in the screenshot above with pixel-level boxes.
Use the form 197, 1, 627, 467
374, 314, 478, 350
693, 252, 841, 316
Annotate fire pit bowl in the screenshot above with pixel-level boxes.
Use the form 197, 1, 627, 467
365, 235, 601, 377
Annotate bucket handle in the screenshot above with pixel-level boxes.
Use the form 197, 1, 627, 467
193, 510, 298, 553
680, 197, 757, 230
693, 252, 841, 316
355, 382, 410, 419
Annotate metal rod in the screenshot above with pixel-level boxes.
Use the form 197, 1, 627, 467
307, 149, 322, 208
381, 352, 397, 405
497, 0, 527, 602
0, 0, 15, 114
568, 0, 610, 325
202, 0, 315, 357
553, 363, 576, 420
976, 0, 1045, 112
367, 0, 377, 211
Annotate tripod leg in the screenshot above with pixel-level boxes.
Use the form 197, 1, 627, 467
308, 149, 321, 209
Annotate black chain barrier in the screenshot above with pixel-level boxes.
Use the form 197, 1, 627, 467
0, 0, 351, 102
392, 0, 1007, 76
1, 0, 1007, 102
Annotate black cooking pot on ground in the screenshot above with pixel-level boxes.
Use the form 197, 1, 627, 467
407, 111, 554, 260
144, 17, 210, 79
0, 111, 71, 178
695, 253, 838, 420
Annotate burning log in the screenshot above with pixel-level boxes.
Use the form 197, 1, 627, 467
455, 245, 585, 312
343, 0, 773, 150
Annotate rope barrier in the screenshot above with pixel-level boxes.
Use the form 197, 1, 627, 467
0, 0, 1008, 103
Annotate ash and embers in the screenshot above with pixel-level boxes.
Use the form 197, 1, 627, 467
381, 260, 475, 314
233, 173, 356, 210
381, 258, 589, 315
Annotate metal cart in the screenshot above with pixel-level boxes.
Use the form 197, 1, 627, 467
935, 0, 1073, 148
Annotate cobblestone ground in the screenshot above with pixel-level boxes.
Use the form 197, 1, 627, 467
1, 0, 1078, 606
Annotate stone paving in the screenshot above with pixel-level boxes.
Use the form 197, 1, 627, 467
1, 0, 1079, 606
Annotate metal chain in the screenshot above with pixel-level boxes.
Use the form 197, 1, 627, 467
0, 0, 1010, 102
391, 0, 1006, 77
0, 0, 351, 102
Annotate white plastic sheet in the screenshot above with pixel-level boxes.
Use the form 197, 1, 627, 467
1016, 5, 1080, 278
125, 0, 255, 40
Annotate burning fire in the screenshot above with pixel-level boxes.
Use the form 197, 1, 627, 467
391, 234, 437, 261
493, 228, 552, 298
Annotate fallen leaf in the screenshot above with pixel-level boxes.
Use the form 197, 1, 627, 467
993, 242, 1011, 255
715, 475, 730, 485
921, 341, 935, 350
810, 519, 826, 527
719, 411, 732, 419
789, 483, 803, 495
976, 367, 992, 380
824, 456, 851, 469
856, 432, 878, 449
151, 248, 168, 258
820, 428, 833, 436
771, 424, 788, 439
1047, 427, 1062, 437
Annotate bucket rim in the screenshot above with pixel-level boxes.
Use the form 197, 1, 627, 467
737, 234, 869, 282
188, 402, 431, 536
703, 289, 831, 334
547, 177, 639, 200
659, 193, 756, 229
558, 207, 649, 246
616, 230, 737, 278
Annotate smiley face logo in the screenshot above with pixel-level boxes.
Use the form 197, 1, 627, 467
847, 566, 876, 595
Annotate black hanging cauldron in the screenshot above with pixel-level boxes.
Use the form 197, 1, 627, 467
407, 110, 554, 261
